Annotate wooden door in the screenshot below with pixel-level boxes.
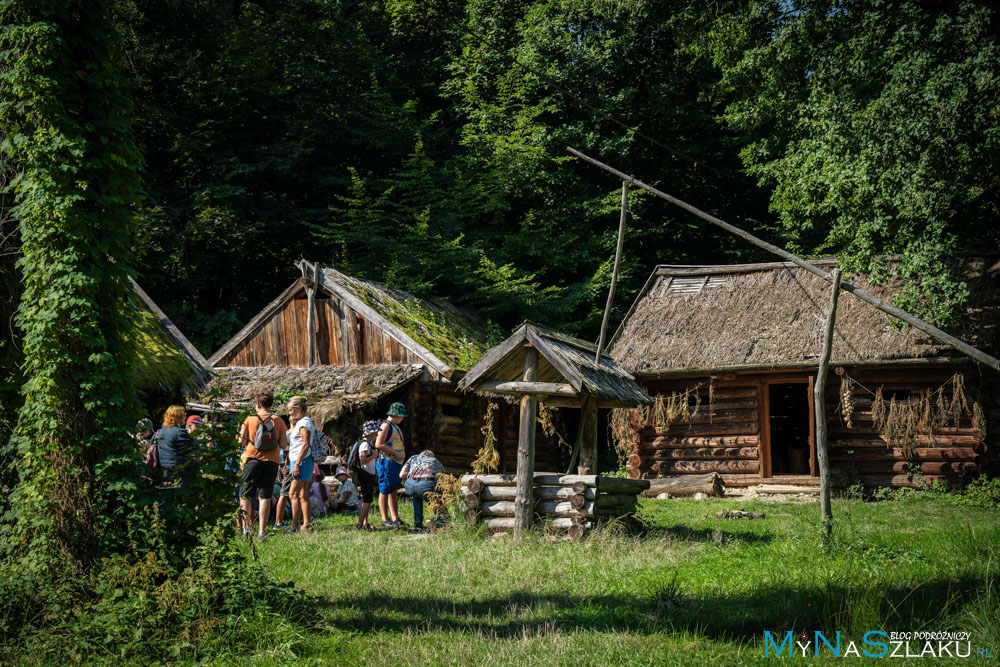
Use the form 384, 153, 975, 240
760, 377, 816, 478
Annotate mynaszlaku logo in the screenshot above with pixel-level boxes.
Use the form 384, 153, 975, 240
763, 631, 991, 658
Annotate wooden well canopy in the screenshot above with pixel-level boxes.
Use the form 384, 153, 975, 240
458, 322, 652, 535
457, 321, 653, 409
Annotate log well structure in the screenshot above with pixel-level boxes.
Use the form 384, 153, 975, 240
608, 257, 1000, 488
200, 261, 559, 466
458, 322, 653, 535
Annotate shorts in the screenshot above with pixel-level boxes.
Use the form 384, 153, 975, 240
241, 459, 279, 499
357, 469, 376, 504
290, 455, 314, 482
376, 457, 402, 495
280, 470, 292, 497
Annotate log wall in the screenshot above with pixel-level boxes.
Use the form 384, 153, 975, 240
630, 366, 992, 488
220, 296, 434, 371
409, 383, 561, 473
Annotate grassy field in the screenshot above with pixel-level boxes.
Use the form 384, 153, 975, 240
247, 494, 1000, 665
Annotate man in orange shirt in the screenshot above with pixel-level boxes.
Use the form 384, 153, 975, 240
238, 392, 289, 541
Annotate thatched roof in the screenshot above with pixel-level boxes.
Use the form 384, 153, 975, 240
319, 265, 487, 375
458, 322, 652, 408
129, 278, 210, 396
610, 257, 1000, 375
199, 364, 423, 429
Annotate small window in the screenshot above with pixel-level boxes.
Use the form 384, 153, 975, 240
439, 402, 461, 418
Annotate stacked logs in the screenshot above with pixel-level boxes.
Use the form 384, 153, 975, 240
460, 473, 650, 539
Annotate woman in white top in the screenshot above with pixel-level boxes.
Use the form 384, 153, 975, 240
286, 395, 316, 532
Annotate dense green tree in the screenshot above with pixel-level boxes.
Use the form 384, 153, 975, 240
0, 0, 141, 569
692, 0, 1000, 324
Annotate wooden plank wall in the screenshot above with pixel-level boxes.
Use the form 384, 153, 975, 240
826, 366, 984, 488
223, 297, 431, 369
410, 383, 561, 473
631, 366, 990, 489
629, 379, 760, 481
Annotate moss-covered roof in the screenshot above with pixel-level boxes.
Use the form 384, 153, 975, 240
128, 280, 210, 397
321, 268, 488, 372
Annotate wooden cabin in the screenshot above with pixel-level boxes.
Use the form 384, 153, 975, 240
203, 261, 560, 471
609, 258, 1000, 488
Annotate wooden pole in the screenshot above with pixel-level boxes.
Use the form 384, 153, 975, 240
577, 394, 598, 475
815, 268, 842, 538
566, 146, 1000, 373
303, 262, 318, 368
595, 180, 629, 362
514, 346, 539, 535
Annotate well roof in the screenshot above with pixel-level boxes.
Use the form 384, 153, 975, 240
610, 257, 1000, 375
458, 322, 652, 408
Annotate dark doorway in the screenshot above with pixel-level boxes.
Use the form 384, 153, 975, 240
768, 383, 812, 475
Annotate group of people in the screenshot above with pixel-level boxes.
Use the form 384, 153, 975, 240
138, 393, 448, 542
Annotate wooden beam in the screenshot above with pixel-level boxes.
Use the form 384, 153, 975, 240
525, 327, 586, 391
815, 268, 842, 538
514, 346, 539, 536
595, 180, 629, 362
475, 380, 577, 396
567, 146, 1000, 373
577, 394, 598, 475
636, 357, 972, 379
208, 278, 305, 366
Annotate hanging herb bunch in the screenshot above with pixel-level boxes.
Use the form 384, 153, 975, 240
867, 374, 981, 458
472, 401, 500, 474
537, 402, 571, 450
839, 374, 856, 429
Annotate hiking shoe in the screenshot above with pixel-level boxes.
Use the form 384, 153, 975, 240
241, 527, 251, 540
273, 523, 287, 530
284, 526, 298, 534
256, 532, 267, 543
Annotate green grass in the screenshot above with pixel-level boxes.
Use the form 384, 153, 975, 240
248, 495, 1000, 665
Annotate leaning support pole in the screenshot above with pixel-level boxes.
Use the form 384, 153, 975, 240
566, 147, 1000, 373
302, 261, 319, 367
514, 346, 539, 535
815, 268, 842, 538
595, 180, 629, 362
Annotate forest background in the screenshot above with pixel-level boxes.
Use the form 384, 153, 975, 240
1, 0, 999, 661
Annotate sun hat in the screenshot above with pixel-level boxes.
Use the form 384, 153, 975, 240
387, 402, 407, 417
136, 418, 153, 432
362, 420, 382, 436
335, 466, 349, 478
186, 415, 202, 426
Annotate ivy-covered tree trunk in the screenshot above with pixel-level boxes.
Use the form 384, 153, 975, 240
0, 0, 141, 571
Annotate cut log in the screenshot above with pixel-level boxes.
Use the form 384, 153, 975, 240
535, 486, 596, 501
483, 517, 517, 531
549, 517, 593, 530
533, 474, 598, 488
639, 435, 760, 449
567, 523, 586, 540
857, 474, 948, 488
830, 447, 979, 462
569, 494, 586, 510
462, 492, 480, 509
649, 459, 759, 474
480, 500, 517, 517
596, 477, 650, 494
855, 461, 979, 475
643, 422, 759, 436
466, 477, 483, 494
464, 509, 479, 523
481, 486, 516, 501
642, 473, 724, 498
630, 447, 758, 462
536, 500, 596, 517
596, 494, 640, 509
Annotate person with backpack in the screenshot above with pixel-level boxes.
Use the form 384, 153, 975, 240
286, 395, 317, 533
375, 403, 407, 529
399, 449, 447, 532
347, 419, 382, 531
237, 392, 289, 541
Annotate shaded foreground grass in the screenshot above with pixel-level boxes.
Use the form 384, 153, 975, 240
251, 495, 1000, 665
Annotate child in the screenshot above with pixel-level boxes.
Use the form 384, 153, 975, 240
329, 466, 357, 512
374, 403, 407, 528
355, 420, 382, 531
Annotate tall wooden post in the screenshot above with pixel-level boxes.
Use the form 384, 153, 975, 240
306, 263, 318, 367
514, 346, 539, 535
577, 395, 598, 475
815, 268, 842, 538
